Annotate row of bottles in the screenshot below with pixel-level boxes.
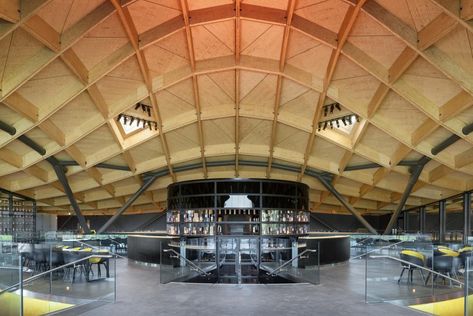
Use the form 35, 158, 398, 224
261, 210, 309, 223
167, 223, 308, 236
261, 224, 308, 236
0, 197, 35, 235
167, 209, 310, 224
183, 225, 215, 235
183, 209, 215, 223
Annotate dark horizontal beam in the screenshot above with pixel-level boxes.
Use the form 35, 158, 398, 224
431, 134, 461, 155
18, 135, 46, 156
0, 120, 16, 135
344, 163, 381, 171
397, 160, 419, 167
462, 121, 473, 135
58, 160, 131, 171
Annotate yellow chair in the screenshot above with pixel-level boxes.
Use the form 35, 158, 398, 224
399, 250, 426, 284
437, 247, 459, 257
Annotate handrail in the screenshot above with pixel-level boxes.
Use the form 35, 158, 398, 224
74, 240, 128, 259
163, 249, 210, 276
266, 249, 317, 277
0, 254, 114, 296
351, 240, 406, 260
369, 255, 463, 286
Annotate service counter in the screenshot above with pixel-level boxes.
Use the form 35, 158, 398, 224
128, 233, 350, 266
127, 233, 170, 264
301, 234, 350, 264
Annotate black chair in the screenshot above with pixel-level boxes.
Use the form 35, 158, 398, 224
63, 251, 88, 283
398, 250, 426, 284
425, 255, 454, 286
33, 250, 48, 272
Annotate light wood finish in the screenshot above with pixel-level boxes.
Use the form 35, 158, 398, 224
0, 0, 471, 216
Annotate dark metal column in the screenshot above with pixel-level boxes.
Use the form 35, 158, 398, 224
439, 200, 446, 242
314, 174, 378, 235
419, 207, 426, 234
49, 161, 91, 234
97, 173, 159, 233
464, 192, 471, 245
384, 156, 430, 234
403, 211, 408, 232
8, 192, 13, 235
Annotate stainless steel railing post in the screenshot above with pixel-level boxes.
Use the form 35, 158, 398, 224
114, 255, 117, 303
19, 253, 23, 316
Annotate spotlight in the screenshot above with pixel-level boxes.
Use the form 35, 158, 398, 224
335, 103, 341, 111
141, 104, 146, 112
117, 114, 123, 122
348, 115, 353, 124
323, 121, 328, 130
318, 122, 322, 132
146, 106, 151, 117
135, 104, 141, 110
142, 120, 147, 128
148, 121, 153, 130
136, 118, 141, 127
330, 104, 334, 113
324, 106, 328, 117
342, 117, 347, 126
356, 115, 360, 122
329, 120, 333, 129
154, 122, 158, 131
336, 119, 340, 128
129, 116, 135, 125
123, 115, 128, 125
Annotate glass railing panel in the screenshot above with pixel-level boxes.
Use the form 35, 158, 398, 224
466, 256, 473, 315
350, 234, 432, 260
0, 248, 21, 316
17, 242, 117, 315
260, 238, 319, 284
160, 237, 216, 284
366, 242, 435, 304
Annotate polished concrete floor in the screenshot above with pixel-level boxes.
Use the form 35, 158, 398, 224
53, 258, 431, 316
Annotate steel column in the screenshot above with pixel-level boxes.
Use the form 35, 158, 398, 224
439, 200, 446, 242
383, 157, 430, 234
403, 212, 408, 232
464, 192, 471, 245
314, 174, 378, 234
46, 157, 90, 234
97, 173, 159, 233
419, 206, 426, 234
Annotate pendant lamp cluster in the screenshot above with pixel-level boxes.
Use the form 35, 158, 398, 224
318, 102, 359, 131
117, 103, 158, 132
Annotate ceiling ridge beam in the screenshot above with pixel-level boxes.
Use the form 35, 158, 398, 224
180, 0, 207, 178
267, 0, 297, 178
298, 0, 367, 181
110, 0, 175, 181
234, 0, 241, 177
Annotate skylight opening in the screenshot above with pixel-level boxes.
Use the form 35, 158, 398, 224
118, 115, 142, 135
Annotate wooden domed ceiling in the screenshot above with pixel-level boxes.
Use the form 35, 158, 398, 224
0, 0, 473, 216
